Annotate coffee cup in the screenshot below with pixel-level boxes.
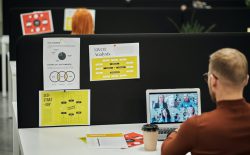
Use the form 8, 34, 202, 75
141, 124, 159, 151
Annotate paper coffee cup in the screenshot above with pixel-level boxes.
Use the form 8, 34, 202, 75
141, 124, 159, 151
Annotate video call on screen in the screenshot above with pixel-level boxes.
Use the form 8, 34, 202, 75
149, 92, 198, 124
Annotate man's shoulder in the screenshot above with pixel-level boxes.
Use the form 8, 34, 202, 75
177, 110, 220, 138
246, 101, 250, 108
197, 110, 218, 119
184, 110, 218, 126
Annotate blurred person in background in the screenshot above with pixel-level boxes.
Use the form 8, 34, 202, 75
71, 8, 94, 35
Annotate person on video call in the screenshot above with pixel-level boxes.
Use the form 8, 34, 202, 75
177, 94, 197, 120
161, 48, 250, 155
152, 95, 171, 123
178, 94, 196, 109
71, 8, 94, 35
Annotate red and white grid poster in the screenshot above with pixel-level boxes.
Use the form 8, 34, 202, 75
124, 132, 144, 147
20, 10, 54, 35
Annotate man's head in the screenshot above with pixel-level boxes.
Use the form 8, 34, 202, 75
183, 94, 190, 102
158, 95, 165, 103
208, 48, 249, 102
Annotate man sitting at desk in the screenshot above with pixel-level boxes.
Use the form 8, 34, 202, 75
161, 48, 250, 155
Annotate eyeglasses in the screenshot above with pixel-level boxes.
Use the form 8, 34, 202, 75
203, 72, 218, 83
203, 73, 208, 83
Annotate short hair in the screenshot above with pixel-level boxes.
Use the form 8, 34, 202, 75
71, 8, 94, 35
209, 48, 248, 85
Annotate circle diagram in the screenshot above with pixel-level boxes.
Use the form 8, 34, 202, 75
58, 52, 66, 60
49, 71, 75, 82
33, 20, 41, 26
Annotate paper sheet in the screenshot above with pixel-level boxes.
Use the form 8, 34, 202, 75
39, 89, 90, 126
20, 10, 54, 35
43, 38, 80, 90
124, 132, 143, 147
86, 133, 128, 149
64, 8, 96, 31
89, 43, 140, 81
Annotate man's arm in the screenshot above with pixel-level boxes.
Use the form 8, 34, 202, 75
161, 117, 198, 155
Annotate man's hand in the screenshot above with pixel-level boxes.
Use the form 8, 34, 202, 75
174, 128, 179, 132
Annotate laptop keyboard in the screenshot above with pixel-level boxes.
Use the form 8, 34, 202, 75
158, 127, 177, 141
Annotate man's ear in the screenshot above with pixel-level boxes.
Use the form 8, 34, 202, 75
244, 74, 249, 86
210, 74, 217, 88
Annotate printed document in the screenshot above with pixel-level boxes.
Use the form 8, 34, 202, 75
89, 43, 140, 81
39, 89, 90, 126
86, 133, 128, 149
43, 38, 80, 90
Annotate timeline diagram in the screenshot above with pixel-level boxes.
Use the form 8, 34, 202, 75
39, 90, 90, 126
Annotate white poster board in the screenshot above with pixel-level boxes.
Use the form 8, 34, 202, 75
89, 43, 140, 81
43, 38, 80, 90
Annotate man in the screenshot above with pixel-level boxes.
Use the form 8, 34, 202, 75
161, 48, 250, 155
178, 94, 196, 109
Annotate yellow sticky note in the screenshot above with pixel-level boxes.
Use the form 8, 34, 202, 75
65, 17, 72, 31
80, 137, 87, 143
92, 56, 138, 81
86, 133, 123, 137
39, 90, 90, 126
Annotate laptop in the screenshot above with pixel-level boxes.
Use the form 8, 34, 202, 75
146, 88, 201, 140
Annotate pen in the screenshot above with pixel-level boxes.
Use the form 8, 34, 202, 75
97, 138, 100, 147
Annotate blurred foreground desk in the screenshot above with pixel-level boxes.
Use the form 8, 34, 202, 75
19, 124, 162, 155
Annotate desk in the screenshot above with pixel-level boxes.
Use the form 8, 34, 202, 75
19, 124, 162, 155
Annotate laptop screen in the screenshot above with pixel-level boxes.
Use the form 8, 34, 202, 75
147, 89, 201, 125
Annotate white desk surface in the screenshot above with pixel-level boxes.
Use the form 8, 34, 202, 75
19, 123, 163, 155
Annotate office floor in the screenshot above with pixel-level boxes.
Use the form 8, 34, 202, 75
0, 95, 13, 155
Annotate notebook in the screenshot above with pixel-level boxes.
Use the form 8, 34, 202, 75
146, 88, 201, 140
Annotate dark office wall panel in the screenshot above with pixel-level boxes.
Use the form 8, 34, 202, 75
4, 0, 185, 34
9, 7, 250, 61
3, 0, 247, 34
9, 7, 180, 60
95, 8, 180, 34
3, 0, 128, 34
205, 0, 245, 7
16, 33, 250, 128
128, 0, 245, 7
128, 0, 191, 7
183, 8, 250, 33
